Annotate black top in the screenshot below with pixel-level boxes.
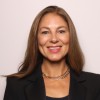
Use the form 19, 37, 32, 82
46, 96, 69, 100
4, 65, 100, 100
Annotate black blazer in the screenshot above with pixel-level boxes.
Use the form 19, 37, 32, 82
4, 65, 100, 100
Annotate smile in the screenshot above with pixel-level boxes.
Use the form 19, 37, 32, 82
47, 46, 62, 53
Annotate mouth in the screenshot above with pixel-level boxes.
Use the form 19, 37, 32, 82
47, 46, 62, 53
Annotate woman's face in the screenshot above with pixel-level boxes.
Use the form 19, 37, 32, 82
38, 13, 69, 62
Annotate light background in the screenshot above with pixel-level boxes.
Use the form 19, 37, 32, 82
0, 0, 100, 100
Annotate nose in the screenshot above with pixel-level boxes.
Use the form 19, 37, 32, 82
50, 33, 59, 43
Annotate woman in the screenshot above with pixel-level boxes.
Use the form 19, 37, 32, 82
4, 6, 100, 100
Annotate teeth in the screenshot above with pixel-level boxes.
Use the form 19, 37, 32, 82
49, 47, 60, 50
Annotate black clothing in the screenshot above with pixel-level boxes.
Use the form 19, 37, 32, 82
46, 96, 69, 100
4, 65, 100, 100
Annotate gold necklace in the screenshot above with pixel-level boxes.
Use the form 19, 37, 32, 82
42, 68, 70, 80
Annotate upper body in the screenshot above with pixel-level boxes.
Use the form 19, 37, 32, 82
3, 5, 100, 100
4, 65, 100, 100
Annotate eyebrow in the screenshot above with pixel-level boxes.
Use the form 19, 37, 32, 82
39, 26, 68, 31
39, 27, 50, 31
57, 26, 68, 30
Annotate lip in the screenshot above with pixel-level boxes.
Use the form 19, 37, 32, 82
47, 46, 62, 53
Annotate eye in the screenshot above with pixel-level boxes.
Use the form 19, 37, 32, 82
58, 30, 66, 34
41, 31, 49, 34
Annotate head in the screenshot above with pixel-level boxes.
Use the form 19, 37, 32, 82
17, 6, 84, 77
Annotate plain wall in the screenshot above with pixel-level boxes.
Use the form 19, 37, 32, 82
0, 0, 100, 100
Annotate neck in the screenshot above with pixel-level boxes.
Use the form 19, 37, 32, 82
42, 59, 68, 77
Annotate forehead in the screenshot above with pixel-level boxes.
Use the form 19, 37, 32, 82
39, 13, 68, 28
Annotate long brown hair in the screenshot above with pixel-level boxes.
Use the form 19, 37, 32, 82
9, 6, 84, 78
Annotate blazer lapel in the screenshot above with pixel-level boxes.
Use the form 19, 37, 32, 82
24, 65, 87, 100
25, 78, 46, 100
25, 66, 46, 100
69, 70, 87, 100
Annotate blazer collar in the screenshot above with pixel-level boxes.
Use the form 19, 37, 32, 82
25, 65, 46, 100
69, 69, 87, 100
25, 66, 87, 100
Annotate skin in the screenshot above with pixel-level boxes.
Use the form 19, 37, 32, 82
38, 13, 70, 98
38, 13, 69, 62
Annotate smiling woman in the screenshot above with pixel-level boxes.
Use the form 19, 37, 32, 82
4, 6, 100, 100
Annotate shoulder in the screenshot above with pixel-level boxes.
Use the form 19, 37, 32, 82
4, 74, 36, 100
79, 71, 100, 89
76, 71, 100, 99
81, 71, 100, 81
6, 76, 24, 85
4, 75, 33, 99
6, 71, 39, 88
6, 74, 33, 87
5, 76, 28, 92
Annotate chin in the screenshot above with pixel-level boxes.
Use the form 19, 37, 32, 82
46, 57, 65, 62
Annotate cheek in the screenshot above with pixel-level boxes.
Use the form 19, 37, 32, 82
38, 36, 48, 46
38, 35, 49, 53
59, 35, 69, 44
38, 36, 49, 56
